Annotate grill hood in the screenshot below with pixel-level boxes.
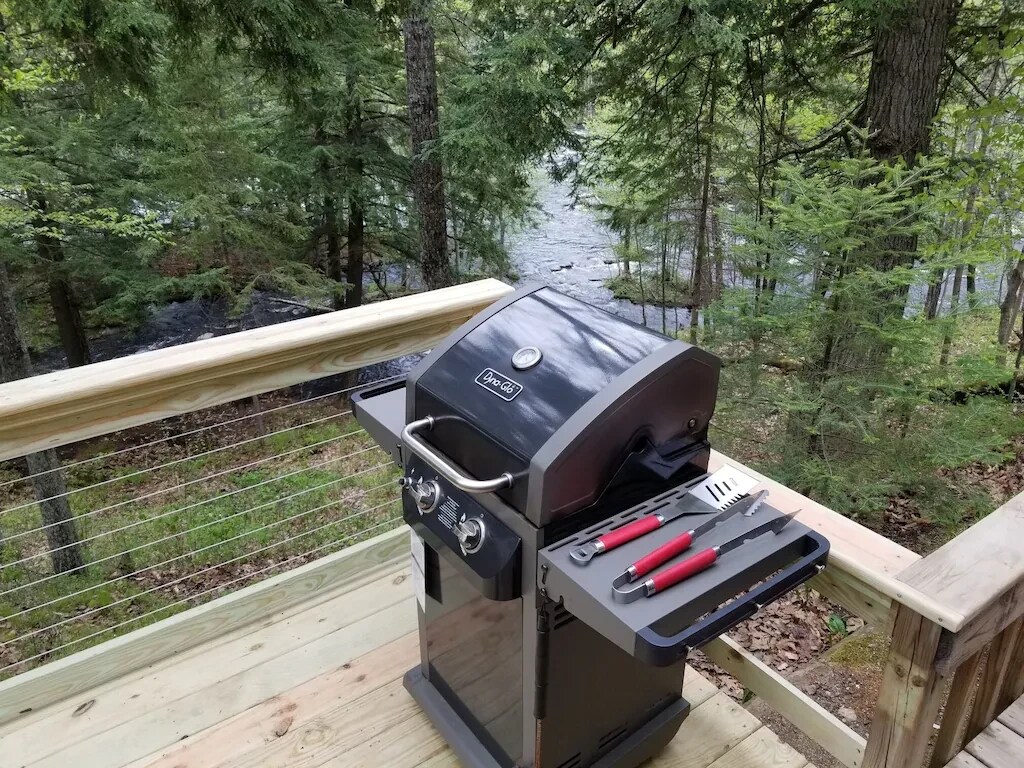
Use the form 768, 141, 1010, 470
405, 285, 720, 527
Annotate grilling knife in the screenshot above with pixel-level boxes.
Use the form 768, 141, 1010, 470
612, 511, 797, 603
569, 466, 758, 564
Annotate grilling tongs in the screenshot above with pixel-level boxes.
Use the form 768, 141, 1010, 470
612, 497, 795, 604
569, 466, 758, 564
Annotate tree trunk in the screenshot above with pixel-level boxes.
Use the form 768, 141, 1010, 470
1010, 298, 1024, 402
689, 68, 717, 345
0, 261, 85, 574
940, 264, 964, 366
711, 183, 725, 300
858, 0, 958, 164
637, 259, 647, 326
966, 264, 978, 309
345, 200, 365, 310
344, 73, 365, 311
925, 268, 945, 319
660, 210, 668, 335
820, 0, 958, 392
404, 0, 453, 290
324, 194, 345, 307
997, 254, 1024, 357
451, 212, 460, 277
31, 193, 90, 367
622, 222, 632, 275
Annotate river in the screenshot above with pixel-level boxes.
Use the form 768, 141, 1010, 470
505, 175, 691, 334
32, 173, 681, 383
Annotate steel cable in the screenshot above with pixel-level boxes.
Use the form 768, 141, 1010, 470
0, 515, 402, 672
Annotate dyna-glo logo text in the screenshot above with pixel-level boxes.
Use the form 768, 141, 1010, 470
474, 368, 523, 402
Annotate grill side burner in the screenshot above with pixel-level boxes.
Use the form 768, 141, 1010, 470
353, 284, 828, 768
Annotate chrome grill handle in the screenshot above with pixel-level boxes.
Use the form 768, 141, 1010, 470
401, 417, 514, 494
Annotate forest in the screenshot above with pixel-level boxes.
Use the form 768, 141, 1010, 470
2, 0, 1024, 565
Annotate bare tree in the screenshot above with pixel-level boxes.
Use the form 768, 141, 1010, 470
0, 261, 85, 574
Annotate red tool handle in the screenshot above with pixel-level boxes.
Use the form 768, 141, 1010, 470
631, 531, 694, 579
597, 515, 662, 551
649, 548, 718, 594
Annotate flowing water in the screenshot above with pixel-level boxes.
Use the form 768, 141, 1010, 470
33, 172, 683, 385
506, 175, 691, 335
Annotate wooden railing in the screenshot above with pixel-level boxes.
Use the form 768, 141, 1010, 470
865, 491, 1024, 768
0, 278, 1021, 768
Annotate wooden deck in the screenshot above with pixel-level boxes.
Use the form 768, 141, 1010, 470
947, 694, 1024, 768
2, 560, 814, 768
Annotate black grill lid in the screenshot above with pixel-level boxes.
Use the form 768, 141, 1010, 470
413, 288, 668, 460
406, 285, 720, 526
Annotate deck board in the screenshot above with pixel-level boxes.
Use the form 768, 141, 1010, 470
6, 571, 417, 768
964, 720, 1024, 768
4, 563, 812, 768
944, 693, 1024, 768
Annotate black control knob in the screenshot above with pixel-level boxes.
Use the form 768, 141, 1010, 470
455, 517, 486, 555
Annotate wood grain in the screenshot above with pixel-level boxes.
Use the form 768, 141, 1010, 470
0, 279, 512, 461
929, 648, 985, 768
0, 525, 408, 726
862, 604, 947, 768
809, 565, 892, 629
133, 631, 422, 768
17, 602, 811, 768
1000, 621, 1024, 704
939, 577, 1024, 675
651, 693, 761, 768
39, 600, 416, 768
898, 491, 1024, 635
942, 752, 989, 768
683, 666, 721, 709
966, 619, 1024, 743
701, 726, 809, 768
703, 635, 864, 768
965, 720, 1024, 768
996, 693, 1024, 738
5, 575, 416, 767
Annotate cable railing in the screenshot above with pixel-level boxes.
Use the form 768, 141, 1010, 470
0, 375, 403, 679
0, 280, 512, 686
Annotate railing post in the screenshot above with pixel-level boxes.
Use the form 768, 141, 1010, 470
965, 617, 1024, 739
928, 648, 984, 767
863, 603, 947, 768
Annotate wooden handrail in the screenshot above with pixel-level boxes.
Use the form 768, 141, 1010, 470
897, 492, 1024, 666
0, 279, 513, 462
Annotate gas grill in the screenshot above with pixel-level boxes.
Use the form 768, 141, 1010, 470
353, 285, 829, 768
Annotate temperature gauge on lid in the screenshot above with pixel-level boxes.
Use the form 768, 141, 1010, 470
511, 346, 543, 370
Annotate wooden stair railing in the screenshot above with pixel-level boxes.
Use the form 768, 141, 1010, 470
862, 491, 1024, 768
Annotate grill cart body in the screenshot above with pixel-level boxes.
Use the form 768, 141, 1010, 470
353, 284, 828, 768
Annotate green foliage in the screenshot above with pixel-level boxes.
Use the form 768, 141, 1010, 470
605, 272, 690, 307
826, 614, 848, 639
1, 0, 550, 348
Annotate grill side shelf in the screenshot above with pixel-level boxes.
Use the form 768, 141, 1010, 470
351, 379, 407, 467
538, 484, 830, 667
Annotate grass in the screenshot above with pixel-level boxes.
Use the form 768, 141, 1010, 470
0, 393, 401, 679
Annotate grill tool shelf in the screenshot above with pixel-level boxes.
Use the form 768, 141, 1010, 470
539, 478, 829, 666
